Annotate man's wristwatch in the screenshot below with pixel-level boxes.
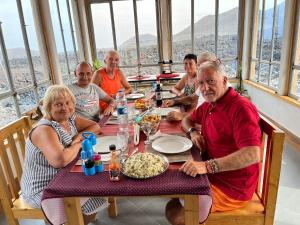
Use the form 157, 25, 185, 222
187, 127, 197, 136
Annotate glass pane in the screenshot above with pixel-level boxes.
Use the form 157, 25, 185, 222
218, 0, 239, 59
0, 0, 32, 89
223, 60, 237, 78
49, 0, 69, 75
254, 61, 259, 81
269, 64, 279, 89
121, 67, 137, 77
256, 0, 263, 59
69, 0, 79, 57
261, 0, 275, 61
17, 89, 37, 113
172, 64, 185, 73
59, 0, 77, 72
137, 0, 159, 65
113, 0, 137, 66
37, 82, 51, 100
0, 47, 10, 94
295, 70, 300, 97
91, 3, 114, 60
140, 66, 160, 76
194, 0, 215, 55
172, 0, 191, 62
0, 97, 18, 127
259, 63, 270, 85
273, 0, 285, 61
21, 0, 47, 82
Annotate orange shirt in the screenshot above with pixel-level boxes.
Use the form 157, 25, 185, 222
96, 68, 123, 110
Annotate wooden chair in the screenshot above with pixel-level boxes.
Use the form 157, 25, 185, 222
205, 115, 285, 225
0, 116, 46, 225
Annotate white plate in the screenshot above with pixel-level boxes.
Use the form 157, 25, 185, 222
162, 92, 176, 99
152, 107, 180, 117
152, 135, 193, 154
112, 109, 140, 118
94, 136, 118, 153
126, 93, 145, 100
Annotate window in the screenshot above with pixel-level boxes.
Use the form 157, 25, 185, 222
171, 0, 240, 77
290, 11, 300, 99
49, 0, 79, 84
90, 0, 160, 77
251, 0, 285, 90
0, 0, 51, 127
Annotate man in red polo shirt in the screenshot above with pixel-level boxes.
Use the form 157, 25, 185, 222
165, 59, 261, 225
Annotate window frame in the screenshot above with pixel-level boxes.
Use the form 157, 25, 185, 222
170, 0, 242, 77
0, 0, 52, 118
89, 0, 162, 75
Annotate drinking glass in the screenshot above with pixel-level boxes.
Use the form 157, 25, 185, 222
117, 130, 129, 156
140, 122, 153, 145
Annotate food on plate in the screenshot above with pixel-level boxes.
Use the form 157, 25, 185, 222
140, 114, 160, 124
134, 98, 148, 109
122, 152, 167, 178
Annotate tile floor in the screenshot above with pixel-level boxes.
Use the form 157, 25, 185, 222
1, 140, 299, 225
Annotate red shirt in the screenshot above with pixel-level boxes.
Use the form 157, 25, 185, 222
191, 87, 261, 200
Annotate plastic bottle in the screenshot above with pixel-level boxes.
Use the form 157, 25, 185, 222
116, 89, 128, 132
81, 139, 95, 176
109, 145, 120, 181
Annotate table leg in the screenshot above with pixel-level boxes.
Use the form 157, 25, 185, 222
63, 197, 84, 225
108, 197, 118, 217
184, 195, 199, 225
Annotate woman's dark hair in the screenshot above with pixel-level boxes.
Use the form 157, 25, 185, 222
183, 54, 197, 64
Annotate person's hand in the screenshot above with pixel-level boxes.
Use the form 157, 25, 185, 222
166, 111, 184, 121
179, 159, 207, 177
163, 99, 175, 107
103, 104, 114, 116
190, 131, 206, 152
71, 134, 83, 145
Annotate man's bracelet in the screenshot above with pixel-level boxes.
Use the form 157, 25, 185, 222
205, 159, 220, 174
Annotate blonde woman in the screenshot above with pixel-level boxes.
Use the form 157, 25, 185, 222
21, 85, 107, 224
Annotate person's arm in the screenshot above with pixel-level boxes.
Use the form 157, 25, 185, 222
179, 146, 260, 177
31, 126, 82, 168
166, 111, 187, 121
119, 70, 132, 94
72, 116, 101, 144
171, 76, 186, 96
182, 114, 205, 150
92, 70, 102, 87
172, 94, 198, 106
102, 95, 115, 115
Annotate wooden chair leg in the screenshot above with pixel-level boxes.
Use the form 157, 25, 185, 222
184, 195, 199, 225
63, 197, 84, 225
0, 200, 20, 225
108, 197, 118, 218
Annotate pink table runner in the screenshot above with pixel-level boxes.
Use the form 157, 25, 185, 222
41, 118, 212, 225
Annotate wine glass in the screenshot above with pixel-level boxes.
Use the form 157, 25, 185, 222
144, 99, 153, 111
140, 122, 153, 145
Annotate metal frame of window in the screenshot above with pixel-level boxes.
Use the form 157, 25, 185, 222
0, 0, 53, 118
170, 0, 240, 77
89, 0, 161, 72
289, 0, 300, 99
66, 0, 79, 61
251, 0, 281, 91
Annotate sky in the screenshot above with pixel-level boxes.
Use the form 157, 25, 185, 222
0, 0, 286, 51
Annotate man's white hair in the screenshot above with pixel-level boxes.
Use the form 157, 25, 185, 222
198, 59, 226, 77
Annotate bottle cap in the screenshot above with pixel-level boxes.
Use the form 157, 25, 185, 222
109, 144, 116, 151
82, 139, 92, 152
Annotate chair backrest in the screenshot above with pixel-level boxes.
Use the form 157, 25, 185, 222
257, 115, 285, 224
0, 117, 31, 204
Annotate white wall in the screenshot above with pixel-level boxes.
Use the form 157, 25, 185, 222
245, 83, 300, 138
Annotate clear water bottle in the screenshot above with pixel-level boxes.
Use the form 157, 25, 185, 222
116, 89, 128, 132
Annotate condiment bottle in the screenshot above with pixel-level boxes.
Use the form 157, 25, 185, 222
93, 153, 104, 172
109, 145, 120, 181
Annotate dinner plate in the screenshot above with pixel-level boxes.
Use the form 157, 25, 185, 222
126, 93, 145, 100
162, 92, 176, 99
121, 152, 169, 179
152, 135, 193, 154
152, 107, 180, 117
112, 109, 140, 118
94, 136, 118, 153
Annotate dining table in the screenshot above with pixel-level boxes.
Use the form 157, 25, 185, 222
41, 111, 212, 225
